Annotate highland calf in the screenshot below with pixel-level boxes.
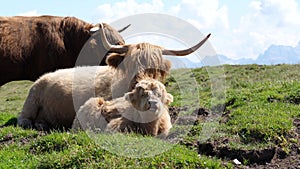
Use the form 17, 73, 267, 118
73, 78, 173, 137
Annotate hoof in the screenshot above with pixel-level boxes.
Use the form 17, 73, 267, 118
17, 118, 33, 129
35, 122, 50, 131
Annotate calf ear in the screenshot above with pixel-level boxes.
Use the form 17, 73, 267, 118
165, 93, 173, 105
106, 53, 125, 68
97, 97, 105, 106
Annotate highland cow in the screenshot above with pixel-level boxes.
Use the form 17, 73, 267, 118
0, 15, 128, 86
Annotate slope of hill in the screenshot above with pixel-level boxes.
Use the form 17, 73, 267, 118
0, 64, 299, 168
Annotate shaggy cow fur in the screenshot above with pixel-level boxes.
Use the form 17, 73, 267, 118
72, 78, 173, 137
17, 26, 210, 131
0, 15, 126, 86
17, 43, 172, 131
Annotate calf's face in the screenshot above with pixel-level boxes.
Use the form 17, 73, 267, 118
125, 79, 173, 113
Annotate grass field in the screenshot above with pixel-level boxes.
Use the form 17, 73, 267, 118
0, 64, 299, 168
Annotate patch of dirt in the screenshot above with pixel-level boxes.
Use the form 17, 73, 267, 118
0, 133, 14, 144
167, 106, 216, 143
169, 106, 216, 125
168, 106, 189, 124
284, 95, 300, 105
0, 131, 46, 146
267, 94, 300, 105
169, 106, 300, 168
0, 133, 33, 145
200, 118, 300, 168
198, 141, 276, 165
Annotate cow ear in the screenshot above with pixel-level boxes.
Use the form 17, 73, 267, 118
125, 92, 134, 102
165, 93, 173, 105
159, 59, 172, 78
163, 59, 172, 72
106, 53, 125, 68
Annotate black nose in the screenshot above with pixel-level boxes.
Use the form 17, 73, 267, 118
148, 101, 158, 109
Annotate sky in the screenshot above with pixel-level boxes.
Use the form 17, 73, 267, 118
1, 0, 300, 60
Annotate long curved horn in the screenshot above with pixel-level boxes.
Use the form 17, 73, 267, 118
118, 24, 131, 33
99, 23, 128, 53
162, 33, 211, 56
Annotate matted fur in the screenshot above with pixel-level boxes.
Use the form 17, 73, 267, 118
73, 78, 173, 137
17, 66, 113, 130
108, 42, 172, 99
0, 15, 125, 86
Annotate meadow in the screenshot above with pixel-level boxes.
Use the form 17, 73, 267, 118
0, 64, 299, 168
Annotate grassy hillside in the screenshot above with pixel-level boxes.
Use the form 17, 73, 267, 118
0, 64, 299, 168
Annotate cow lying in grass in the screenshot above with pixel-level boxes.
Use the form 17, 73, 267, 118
72, 78, 173, 137
17, 60, 171, 131
17, 24, 210, 131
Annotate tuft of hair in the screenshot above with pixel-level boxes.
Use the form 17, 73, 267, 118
97, 97, 105, 106
108, 43, 171, 80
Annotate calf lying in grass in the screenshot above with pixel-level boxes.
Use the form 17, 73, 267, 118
72, 78, 173, 137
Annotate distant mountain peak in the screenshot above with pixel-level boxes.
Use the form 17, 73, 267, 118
168, 42, 300, 69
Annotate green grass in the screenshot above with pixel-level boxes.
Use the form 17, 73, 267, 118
1, 64, 300, 168
0, 81, 32, 114
168, 64, 300, 151
0, 81, 228, 168
0, 130, 226, 168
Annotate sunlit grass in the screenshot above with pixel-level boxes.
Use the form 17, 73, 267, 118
0, 64, 300, 168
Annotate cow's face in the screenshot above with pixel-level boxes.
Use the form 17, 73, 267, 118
101, 23, 125, 45
89, 23, 126, 46
105, 43, 172, 81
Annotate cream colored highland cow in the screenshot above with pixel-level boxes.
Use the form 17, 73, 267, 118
72, 78, 173, 137
17, 24, 210, 131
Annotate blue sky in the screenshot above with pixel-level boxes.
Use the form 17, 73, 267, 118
1, 0, 300, 60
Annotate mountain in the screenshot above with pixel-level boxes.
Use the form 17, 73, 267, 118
209, 54, 256, 65
256, 42, 300, 65
166, 57, 203, 69
167, 55, 256, 69
168, 41, 300, 69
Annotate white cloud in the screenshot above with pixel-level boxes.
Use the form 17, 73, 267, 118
18, 10, 39, 16
257, 0, 300, 26
228, 0, 300, 59
178, 0, 229, 29
91, 0, 300, 60
93, 0, 165, 23
93, 0, 229, 29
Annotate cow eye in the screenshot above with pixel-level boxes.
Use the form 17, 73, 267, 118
141, 92, 147, 97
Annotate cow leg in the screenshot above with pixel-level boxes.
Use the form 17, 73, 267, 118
34, 121, 50, 131
17, 88, 40, 129
33, 108, 51, 131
